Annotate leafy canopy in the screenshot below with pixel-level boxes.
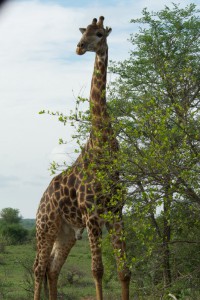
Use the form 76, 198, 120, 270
0, 208, 22, 224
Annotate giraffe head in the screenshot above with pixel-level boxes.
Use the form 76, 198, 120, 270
76, 16, 112, 55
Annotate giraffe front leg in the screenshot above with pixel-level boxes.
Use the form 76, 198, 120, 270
86, 215, 104, 300
106, 217, 131, 300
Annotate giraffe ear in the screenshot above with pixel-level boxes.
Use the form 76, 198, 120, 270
105, 27, 112, 36
79, 28, 86, 34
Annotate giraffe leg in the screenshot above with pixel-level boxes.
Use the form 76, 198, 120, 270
106, 217, 131, 300
47, 223, 76, 300
33, 254, 42, 300
33, 234, 54, 300
86, 215, 104, 300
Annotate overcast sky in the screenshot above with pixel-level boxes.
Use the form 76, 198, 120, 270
0, 0, 199, 218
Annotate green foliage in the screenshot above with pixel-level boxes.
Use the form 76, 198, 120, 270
0, 208, 22, 225
105, 3, 200, 297
0, 208, 29, 245
0, 224, 28, 245
102, 233, 117, 287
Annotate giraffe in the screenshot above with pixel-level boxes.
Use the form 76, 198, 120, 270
33, 16, 131, 300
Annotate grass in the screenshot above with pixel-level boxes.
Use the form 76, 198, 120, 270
1, 237, 199, 300
0, 234, 127, 300
0, 243, 35, 299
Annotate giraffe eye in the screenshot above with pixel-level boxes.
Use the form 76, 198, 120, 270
96, 32, 103, 38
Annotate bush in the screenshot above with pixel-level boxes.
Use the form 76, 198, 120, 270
0, 224, 28, 245
0, 241, 6, 254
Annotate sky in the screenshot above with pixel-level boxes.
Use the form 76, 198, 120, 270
0, 0, 199, 218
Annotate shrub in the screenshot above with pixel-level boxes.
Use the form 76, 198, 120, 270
0, 224, 28, 245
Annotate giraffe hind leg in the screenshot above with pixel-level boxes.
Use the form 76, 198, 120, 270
33, 235, 55, 300
46, 223, 76, 300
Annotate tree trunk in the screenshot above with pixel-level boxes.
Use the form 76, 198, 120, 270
162, 184, 172, 287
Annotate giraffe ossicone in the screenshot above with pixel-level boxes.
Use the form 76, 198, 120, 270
34, 16, 131, 300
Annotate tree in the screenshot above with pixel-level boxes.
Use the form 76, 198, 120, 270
107, 3, 200, 297
0, 208, 28, 245
0, 208, 22, 224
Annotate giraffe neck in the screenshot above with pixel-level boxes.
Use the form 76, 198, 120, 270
90, 48, 113, 145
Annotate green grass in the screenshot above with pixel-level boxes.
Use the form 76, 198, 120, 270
0, 235, 128, 300
0, 243, 35, 299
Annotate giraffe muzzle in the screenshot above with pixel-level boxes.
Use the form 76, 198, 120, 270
76, 46, 86, 55
76, 41, 87, 55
